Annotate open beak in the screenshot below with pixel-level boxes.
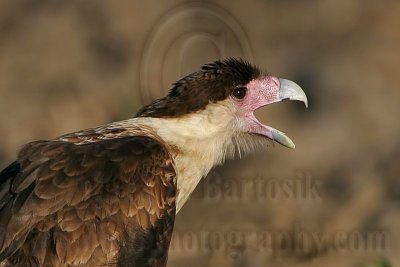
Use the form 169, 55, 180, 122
271, 78, 308, 148
246, 77, 308, 149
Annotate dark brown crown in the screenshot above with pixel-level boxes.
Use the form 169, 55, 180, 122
136, 58, 262, 118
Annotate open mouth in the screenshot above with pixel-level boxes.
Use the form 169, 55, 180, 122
247, 79, 308, 149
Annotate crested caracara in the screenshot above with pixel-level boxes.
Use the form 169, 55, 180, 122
0, 58, 307, 266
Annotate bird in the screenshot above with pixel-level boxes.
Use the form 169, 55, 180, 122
0, 58, 307, 267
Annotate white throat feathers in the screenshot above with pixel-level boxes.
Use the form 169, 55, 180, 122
130, 100, 271, 213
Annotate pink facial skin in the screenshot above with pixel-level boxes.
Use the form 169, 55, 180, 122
232, 76, 282, 139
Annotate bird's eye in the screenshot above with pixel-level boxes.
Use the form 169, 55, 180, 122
232, 86, 247, 99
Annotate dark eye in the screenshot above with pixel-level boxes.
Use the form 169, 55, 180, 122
232, 86, 247, 99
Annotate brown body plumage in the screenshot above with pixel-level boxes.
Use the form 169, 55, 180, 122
0, 123, 176, 266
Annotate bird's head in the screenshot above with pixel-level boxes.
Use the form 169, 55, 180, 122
137, 58, 307, 157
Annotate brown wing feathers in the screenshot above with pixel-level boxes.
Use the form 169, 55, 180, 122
0, 134, 177, 266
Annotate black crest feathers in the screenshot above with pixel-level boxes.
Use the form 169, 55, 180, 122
136, 58, 262, 118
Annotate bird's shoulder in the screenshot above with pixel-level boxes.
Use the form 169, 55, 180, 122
0, 122, 177, 266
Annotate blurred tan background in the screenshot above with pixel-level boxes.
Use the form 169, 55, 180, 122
0, 1, 399, 267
